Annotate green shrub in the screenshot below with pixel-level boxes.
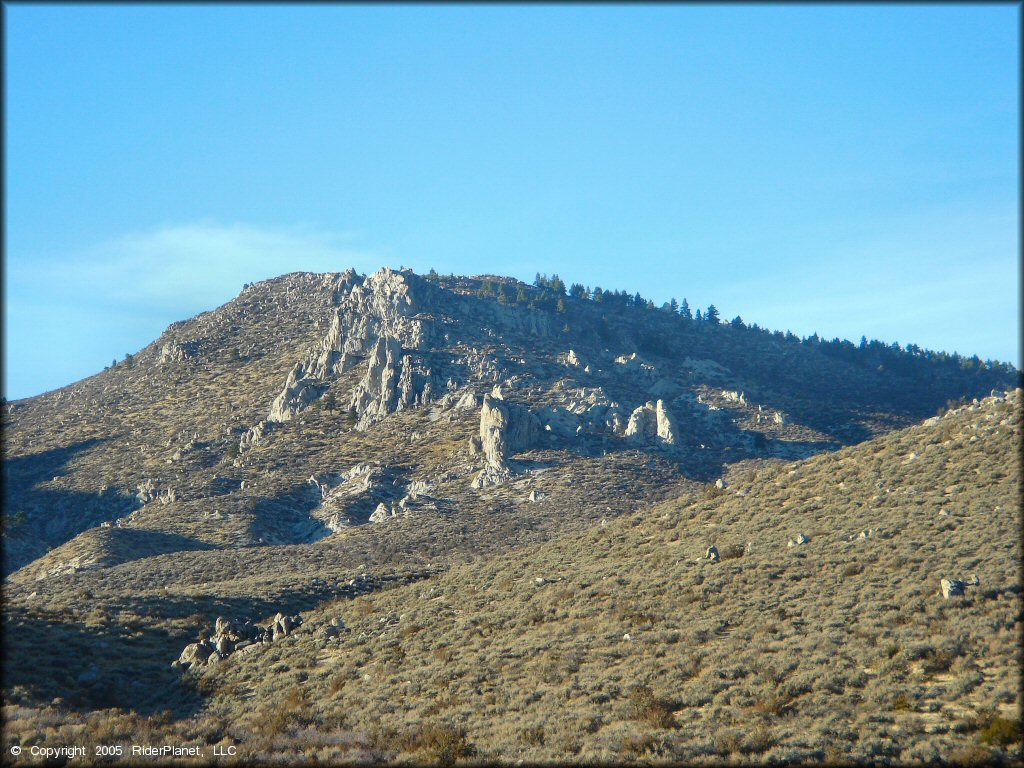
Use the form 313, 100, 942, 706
628, 685, 678, 729
979, 716, 1021, 748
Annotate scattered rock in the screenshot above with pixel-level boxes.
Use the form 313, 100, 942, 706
787, 533, 810, 547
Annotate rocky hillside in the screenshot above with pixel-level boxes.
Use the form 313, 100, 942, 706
3, 387, 1019, 764
3, 267, 1015, 578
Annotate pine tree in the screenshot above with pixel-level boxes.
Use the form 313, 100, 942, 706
705, 304, 720, 324
324, 391, 337, 414
695, 309, 702, 322
679, 299, 692, 320
669, 298, 679, 313
593, 287, 604, 303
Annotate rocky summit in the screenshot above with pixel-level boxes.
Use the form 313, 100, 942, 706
2, 267, 1020, 764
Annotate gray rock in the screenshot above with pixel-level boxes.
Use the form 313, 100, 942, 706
941, 578, 967, 599
77, 663, 101, 686
625, 400, 678, 448
473, 393, 540, 487
179, 643, 213, 666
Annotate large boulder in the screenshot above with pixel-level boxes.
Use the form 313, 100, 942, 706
179, 642, 214, 667
625, 400, 678, 449
473, 393, 540, 487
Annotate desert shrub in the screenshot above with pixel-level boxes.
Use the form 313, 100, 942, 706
404, 722, 476, 765
742, 724, 776, 754
886, 643, 901, 659
619, 733, 661, 757
720, 543, 746, 560
920, 646, 959, 675
892, 694, 912, 712
979, 716, 1021, 747
519, 724, 545, 746
627, 685, 678, 729
752, 689, 794, 717
702, 483, 726, 500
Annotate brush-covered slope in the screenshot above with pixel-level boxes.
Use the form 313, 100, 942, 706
4, 389, 1018, 764
3, 267, 1015, 579
191, 389, 1024, 764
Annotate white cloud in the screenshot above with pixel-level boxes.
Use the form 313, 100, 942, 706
13, 222, 385, 312
4, 222, 387, 399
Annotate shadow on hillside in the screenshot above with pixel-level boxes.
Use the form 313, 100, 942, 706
95, 527, 219, 564
2, 440, 138, 575
247, 468, 416, 545
110, 575, 388, 629
1, 606, 204, 718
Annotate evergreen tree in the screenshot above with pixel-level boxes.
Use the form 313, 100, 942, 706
669, 298, 679, 313
124, 353, 134, 368
633, 291, 643, 307
557, 296, 566, 313
323, 391, 337, 414
731, 316, 744, 328
593, 287, 604, 303
705, 304, 720, 324
695, 309, 702, 322
569, 283, 586, 299
679, 298, 692, 320
516, 284, 529, 304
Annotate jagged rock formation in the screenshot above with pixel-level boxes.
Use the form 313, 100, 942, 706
267, 362, 325, 423
158, 340, 193, 364
135, 480, 178, 506
348, 338, 434, 429
267, 268, 436, 426
624, 399, 678, 448
173, 612, 303, 671
472, 392, 541, 488
239, 421, 267, 453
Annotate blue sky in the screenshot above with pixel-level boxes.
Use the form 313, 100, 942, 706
5, 4, 1019, 400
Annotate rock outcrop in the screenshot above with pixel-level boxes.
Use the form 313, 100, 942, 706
267, 268, 436, 425
173, 612, 303, 671
268, 362, 325, 423
472, 392, 540, 488
310, 463, 403, 530
624, 400, 678, 448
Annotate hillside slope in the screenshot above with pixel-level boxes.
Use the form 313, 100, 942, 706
4, 267, 1015, 578
4, 388, 1019, 764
